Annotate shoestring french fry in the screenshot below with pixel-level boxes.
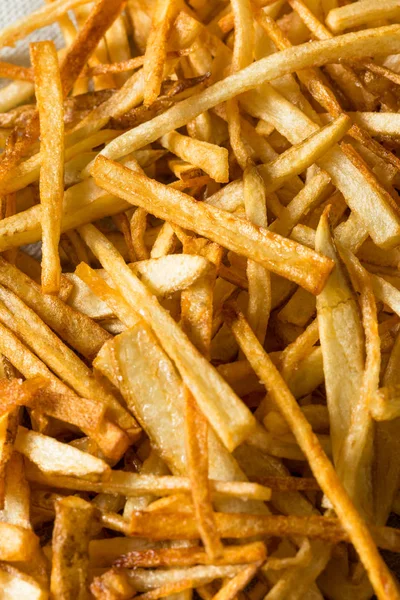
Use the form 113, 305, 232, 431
30, 41, 64, 294
0, 2, 399, 598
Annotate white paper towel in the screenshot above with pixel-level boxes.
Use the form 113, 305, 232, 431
0, 0, 63, 67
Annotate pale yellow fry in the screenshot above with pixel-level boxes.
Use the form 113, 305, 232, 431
244, 166, 270, 344
227, 0, 254, 170
337, 247, 379, 521
143, 0, 178, 105
370, 273, 400, 318
15, 426, 109, 478
90, 156, 334, 295
77, 226, 256, 452
181, 241, 221, 359
374, 331, 400, 525
223, 304, 399, 600
99, 25, 400, 159
0, 564, 46, 600
211, 564, 259, 600
326, 0, 400, 32
347, 112, 400, 138
30, 41, 64, 294
270, 171, 331, 237
371, 385, 400, 421
258, 114, 350, 196
315, 211, 364, 503
242, 83, 400, 249
160, 131, 229, 183
0, 452, 30, 529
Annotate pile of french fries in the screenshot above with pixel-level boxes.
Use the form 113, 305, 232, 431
2, 0, 400, 598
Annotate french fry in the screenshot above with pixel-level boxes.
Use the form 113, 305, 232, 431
26, 466, 271, 502
181, 240, 221, 358
91, 568, 135, 600
30, 41, 64, 294
160, 131, 229, 183
0, 452, 30, 529
185, 388, 223, 560
315, 210, 364, 501
130, 207, 149, 261
244, 166, 270, 344
0, 522, 39, 561
0, 564, 47, 600
336, 247, 379, 520
51, 496, 95, 599
0, 257, 110, 361
99, 25, 400, 159
114, 543, 267, 569
143, 0, 179, 105
0, 283, 139, 438
15, 427, 110, 479
326, 0, 400, 33
212, 564, 259, 600
374, 329, 400, 526
126, 565, 249, 591
75, 235, 255, 452
226, 0, 254, 170
90, 157, 334, 294
222, 303, 399, 600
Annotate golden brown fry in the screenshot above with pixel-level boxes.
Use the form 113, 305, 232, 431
51, 496, 95, 600
143, 0, 179, 105
30, 41, 64, 294
185, 388, 223, 560
222, 303, 399, 600
244, 165, 270, 344
0, 257, 110, 361
90, 157, 334, 294
60, 0, 125, 97
114, 543, 267, 569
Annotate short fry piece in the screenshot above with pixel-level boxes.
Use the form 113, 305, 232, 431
143, 0, 178, 105
15, 427, 110, 479
51, 496, 95, 600
160, 131, 229, 183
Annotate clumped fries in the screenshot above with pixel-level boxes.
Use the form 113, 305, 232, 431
0, 1, 399, 599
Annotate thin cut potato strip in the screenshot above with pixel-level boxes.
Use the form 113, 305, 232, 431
99, 25, 400, 159
77, 226, 256, 452
0, 2, 399, 598
222, 303, 399, 599
90, 156, 334, 294
15, 427, 110, 478
185, 388, 223, 559
113, 543, 267, 568
30, 41, 64, 296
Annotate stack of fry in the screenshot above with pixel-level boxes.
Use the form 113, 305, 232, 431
1, 0, 400, 598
